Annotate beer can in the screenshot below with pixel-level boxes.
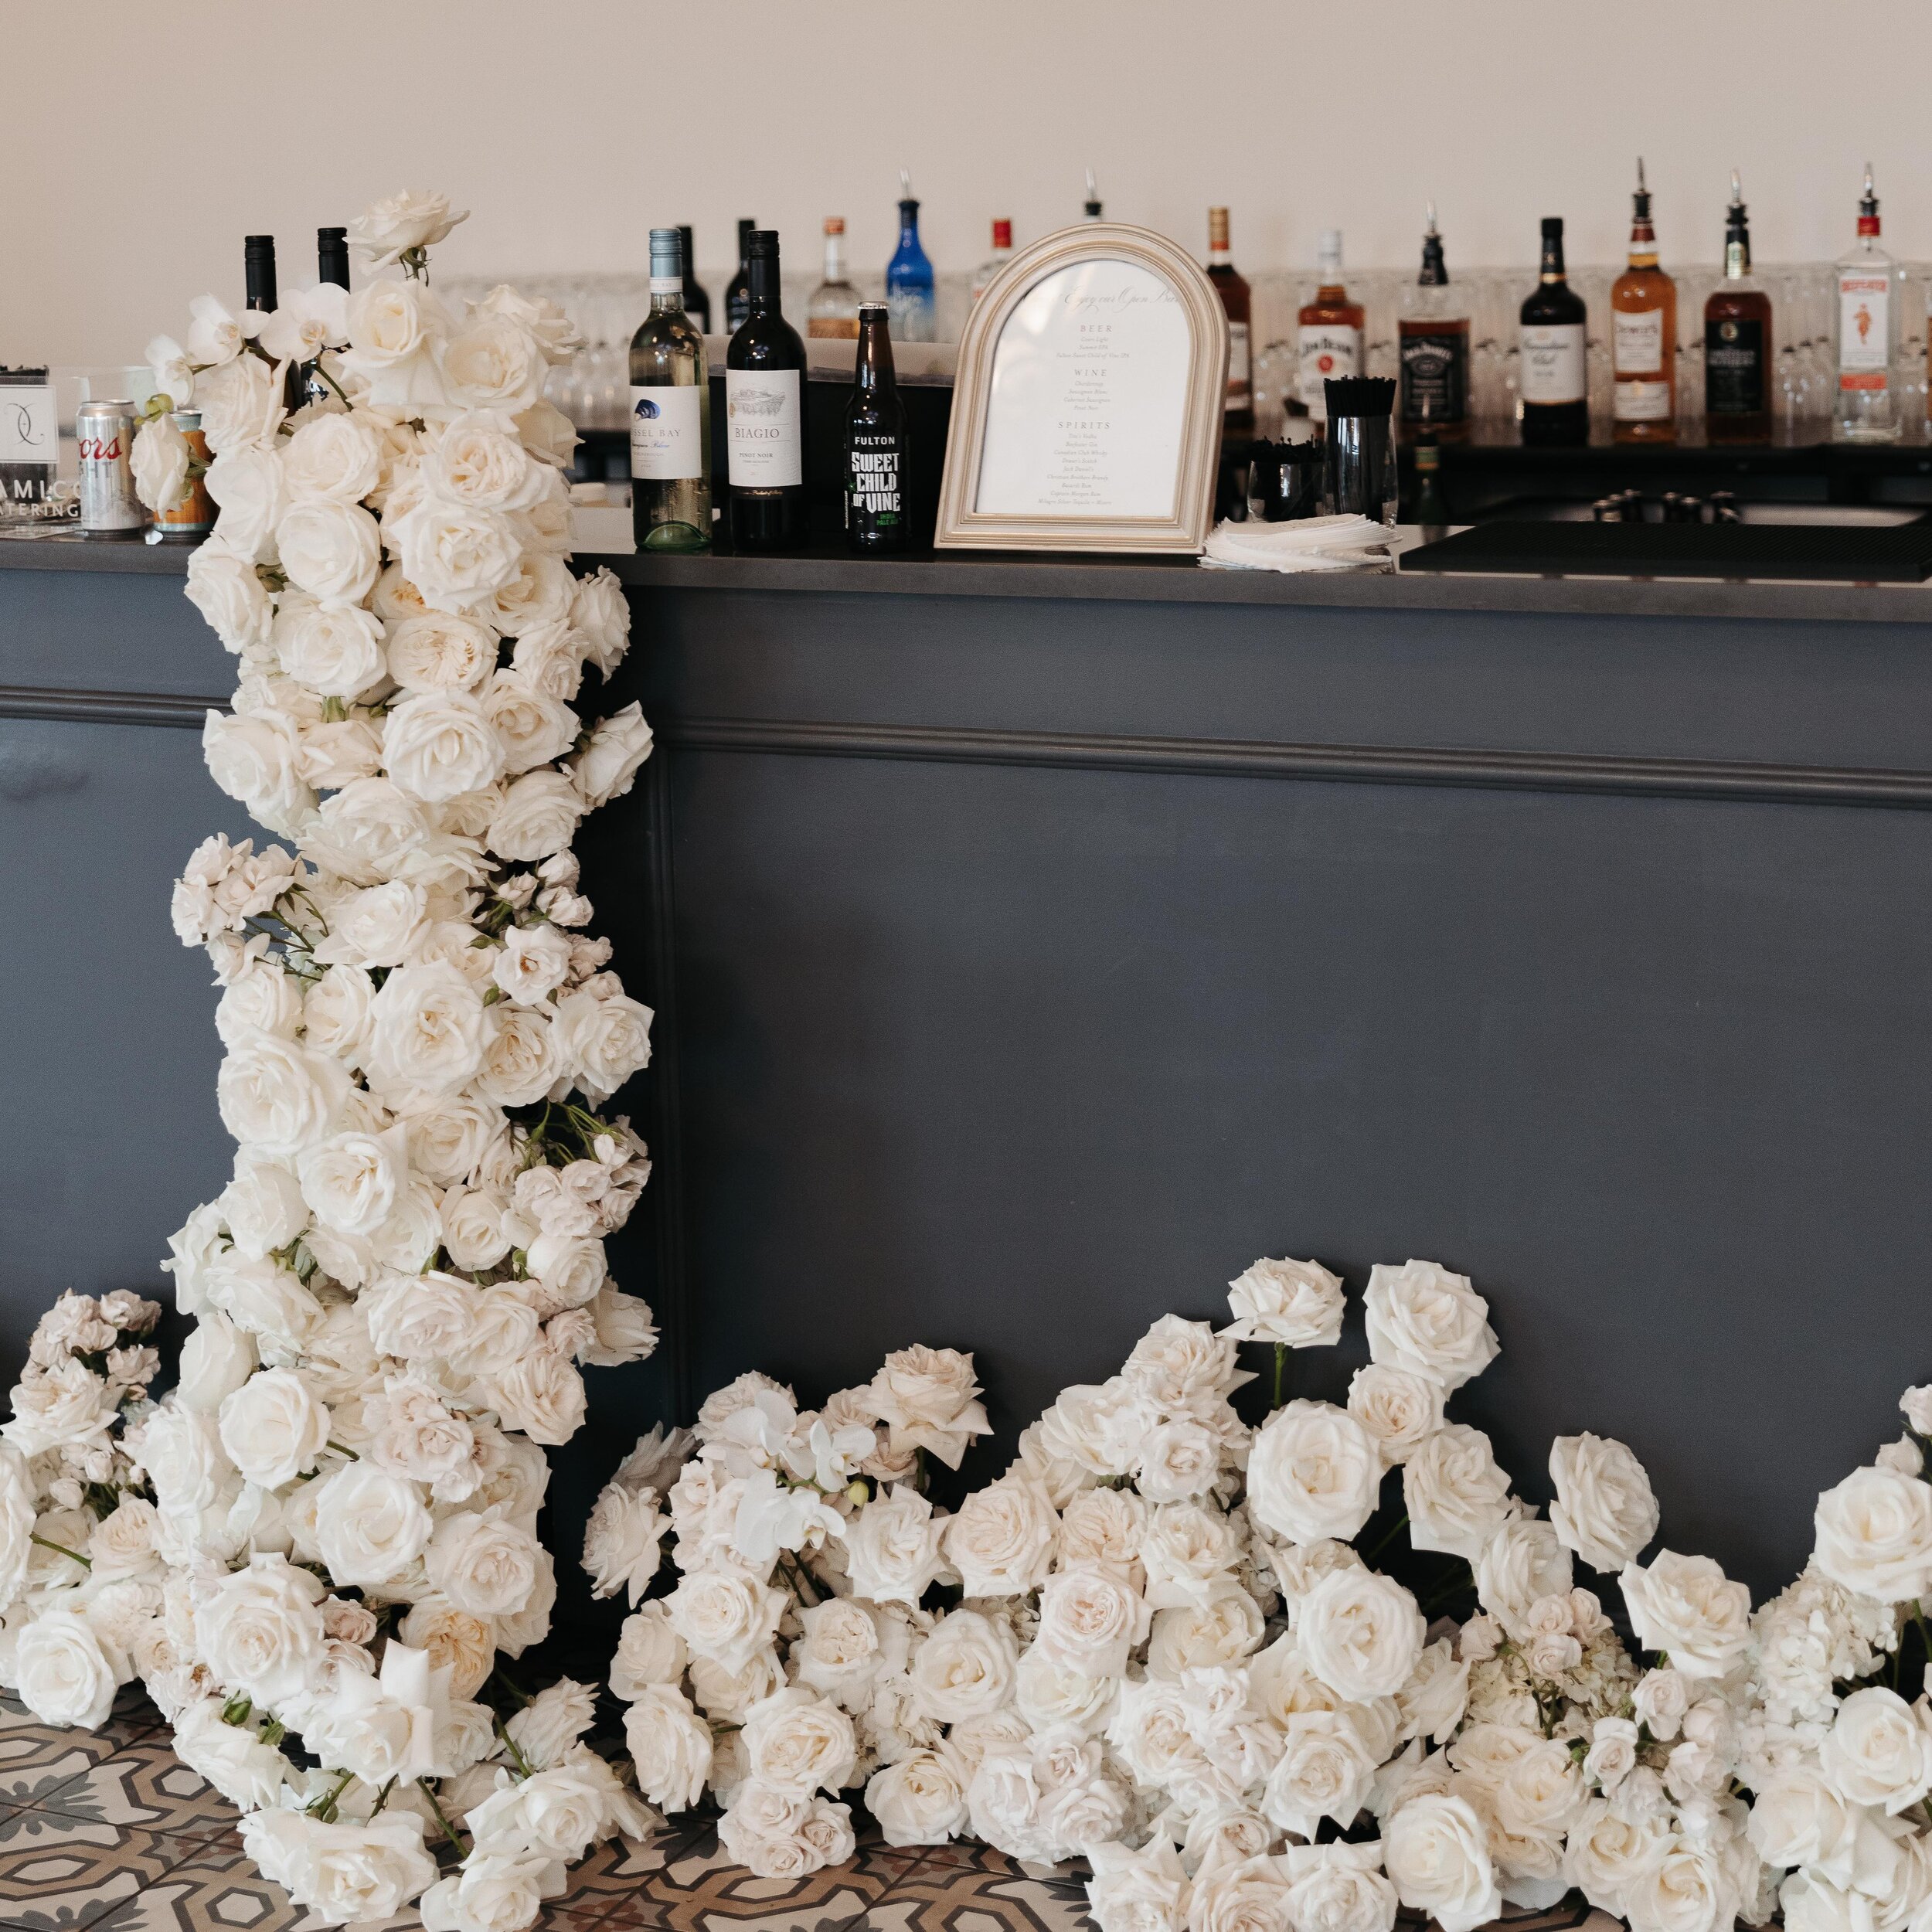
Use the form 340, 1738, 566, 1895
76, 400, 144, 536
154, 410, 214, 539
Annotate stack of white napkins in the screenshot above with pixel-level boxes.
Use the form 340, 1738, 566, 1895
1200, 513, 1394, 573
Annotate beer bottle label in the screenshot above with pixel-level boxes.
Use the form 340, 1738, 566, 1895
726, 369, 802, 488
845, 432, 903, 530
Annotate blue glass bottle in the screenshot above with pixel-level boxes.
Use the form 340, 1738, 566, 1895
886, 169, 936, 343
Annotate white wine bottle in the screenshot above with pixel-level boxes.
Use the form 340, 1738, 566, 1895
629, 227, 712, 552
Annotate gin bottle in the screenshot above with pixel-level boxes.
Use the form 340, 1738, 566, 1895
1833, 165, 1900, 444
886, 172, 935, 343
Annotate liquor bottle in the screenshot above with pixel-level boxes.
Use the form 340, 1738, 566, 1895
1519, 217, 1588, 447
1398, 204, 1470, 441
1611, 160, 1677, 444
726, 230, 808, 550
724, 219, 757, 333
886, 172, 936, 344
971, 220, 1015, 305
1413, 440, 1450, 542
629, 227, 711, 553
244, 235, 278, 314
808, 219, 862, 340
317, 227, 350, 291
1206, 208, 1253, 437
1834, 165, 1900, 444
1704, 172, 1772, 445
845, 303, 908, 553
679, 226, 712, 333
1083, 168, 1103, 221
1294, 231, 1363, 423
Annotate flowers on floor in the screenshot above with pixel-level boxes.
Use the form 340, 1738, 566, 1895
0, 189, 661, 1929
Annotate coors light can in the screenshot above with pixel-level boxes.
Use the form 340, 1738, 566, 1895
77, 400, 144, 536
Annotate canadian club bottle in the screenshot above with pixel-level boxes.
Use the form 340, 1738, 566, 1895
629, 227, 712, 553
1704, 172, 1772, 444
726, 230, 808, 550
1206, 208, 1253, 437
1519, 217, 1588, 447
1399, 205, 1469, 441
844, 303, 907, 553
724, 218, 757, 332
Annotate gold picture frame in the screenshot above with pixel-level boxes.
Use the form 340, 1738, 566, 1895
934, 223, 1230, 554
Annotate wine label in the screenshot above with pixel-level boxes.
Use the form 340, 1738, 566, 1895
1705, 316, 1766, 415
1613, 308, 1666, 376
1400, 329, 1468, 424
1295, 324, 1362, 417
1519, 323, 1586, 404
1614, 379, 1672, 422
1226, 321, 1251, 412
629, 384, 703, 481
845, 431, 903, 526
725, 369, 802, 488
1838, 273, 1890, 384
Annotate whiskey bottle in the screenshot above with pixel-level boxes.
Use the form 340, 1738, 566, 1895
1704, 172, 1772, 444
1294, 231, 1363, 423
1611, 160, 1676, 444
1206, 208, 1253, 437
808, 218, 862, 339
1834, 165, 1900, 444
1398, 205, 1470, 441
629, 227, 711, 553
1519, 217, 1588, 447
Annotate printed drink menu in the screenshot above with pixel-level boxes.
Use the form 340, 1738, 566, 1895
973, 258, 1190, 519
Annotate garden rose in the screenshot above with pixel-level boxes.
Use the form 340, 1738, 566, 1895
1363, 1260, 1498, 1390
1383, 1794, 1502, 1932
311, 1463, 433, 1586
277, 499, 381, 604
1814, 1464, 1932, 1603
1296, 1566, 1427, 1701
194, 1553, 327, 1706
281, 413, 383, 505
910, 1610, 1018, 1724
383, 690, 507, 801
1618, 1550, 1752, 1679
1549, 1432, 1661, 1574
1403, 1423, 1513, 1562
15, 1611, 117, 1729
1225, 1255, 1345, 1346
1246, 1400, 1381, 1546
217, 1368, 328, 1489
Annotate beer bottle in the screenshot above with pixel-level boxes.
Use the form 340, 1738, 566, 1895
844, 303, 908, 553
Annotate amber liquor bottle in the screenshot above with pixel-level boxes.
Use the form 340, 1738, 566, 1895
1519, 218, 1588, 447
1704, 172, 1772, 444
1611, 160, 1677, 444
1295, 230, 1364, 424
1399, 205, 1470, 441
1206, 207, 1253, 437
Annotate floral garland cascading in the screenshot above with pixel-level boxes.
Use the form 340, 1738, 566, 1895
588, 1257, 1813, 1932
0, 189, 662, 1931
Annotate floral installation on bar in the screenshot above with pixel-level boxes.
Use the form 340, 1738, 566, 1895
0, 189, 662, 1930
583, 1254, 1865, 1932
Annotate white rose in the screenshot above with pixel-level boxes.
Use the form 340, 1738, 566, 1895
743, 1685, 856, 1794
277, 499, 381, 604
194, 352, 277, 453
131, 411, 191, 514
1086, 1837, 1189, 1932
303, 965, 376, 1063
1549, 1433, 1661, 1574
1014, 1651, 1118, 1740
214, 956, 304, 1045
399, 1094, 504, 1185
1624, 1841, 1738, 1932
1818, 1685, 1932, 1814
487, 769, 583, 863
203, 709, 314, 832
281, 413, 383, 504
570, 566, 629, 672
572, 703, 654, 809
446, 318, 546, 413
425, 1509, 542, 1617
491, 923, 572, 1006
1566, 1797, 1669, 1913
1383, 1793, 1502, 1932
240, 1809, 436, 1928
1583, 1715, 1641, 1791
845, 1485, 949, 1605
185, 543, 274, 652
162, 1311, 257, 1416
1815, 1465, 1932, 1604
526, 1230, 607, 1306
609, 1602, 689, 1700
271, 597, 386, 700
668, 1569, 786, 1675
474, 1002, 562, 1107
1476, 1515, 1574, 1635
1281, 1843, 1400, 1932
391, 499, 523, 614
483, 1346, 587, 1446
421, 411, 544, 512
217, 1368, 328, 1488
1397, 1637, 1470, 1746
217, 1029, 349, 1158
439, 1186, 512, 1270
349, 190, 468, 266
396, 1597, 495, 1700
205, 444, 286, 562
1246, 1400, 1382, 1546
1035, 1563, 1151, 1679
194, 1553, 327, 1706
1631, 1667, 1690, 1740
420, 1854, 546, 1932
1140, 1498, 1237, 1610
386, 611, 498, 692
172, 1696, 292, 1810
1137, 1417, 1225, 1502
1187, 1853, 1294, 1932
366, 962, 487, 1093
1225, 1255, 1345, 1346
910, 1609, 1018, 1724
1746, 1767, 1860, 1881
15, 1611, 118, 1728
1363, 1260, 1499, 1390
304, 775, 428, 885
1493, 1735, 1587, 1838
1298, 1567, 1427, 1702
1263, 1709, 1379, 1839
219, 1156, 308, 1258
481, 673, 575, 777
553, 982, 653, 1101
1618, 1551, 1752, 1679
383, 691, 508, 802
624, 1682, 713, 1811
312, 1464, 433, 1586
867, 1748, 968, 1849
1403, 1423, 1513, 1562
1147, 1580, 1265, 1679
1903, 1386, 1932, 1435
944, 1473, 1058, 1597
298, 1126, 406, 1235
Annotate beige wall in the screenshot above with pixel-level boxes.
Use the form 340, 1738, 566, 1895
11, 0, 1932, 368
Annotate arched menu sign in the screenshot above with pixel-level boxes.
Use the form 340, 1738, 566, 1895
934, 223, 1230, 553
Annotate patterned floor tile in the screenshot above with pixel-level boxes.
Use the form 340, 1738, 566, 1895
0, 1821, 186, 1930
15, 1733, 240, 1845
865, 1851, 1094, 1932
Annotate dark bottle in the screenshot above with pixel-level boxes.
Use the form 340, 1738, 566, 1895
724, 219, 757, 332
844, 303, 908, 553
244, 235, 279, 314
679, 226, 712, 333
1413, 440, 1450, 541
1705, 171, 1773, 444
726, 230, 809, 551
1519, 217, 1589, 447
1399, 205, 1470, 441
1206, 207, 1253, 437
317, 227, 350, 291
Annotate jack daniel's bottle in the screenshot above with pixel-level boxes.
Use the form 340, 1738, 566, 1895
1399, 206, 1469, 440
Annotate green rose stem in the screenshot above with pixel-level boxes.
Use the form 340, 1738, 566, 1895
30, 1534, 90, 1569
1273, 1342, 1287, 1410
420, 1780, 469, 1858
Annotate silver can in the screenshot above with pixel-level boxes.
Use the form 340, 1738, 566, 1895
76, 400, 144, 536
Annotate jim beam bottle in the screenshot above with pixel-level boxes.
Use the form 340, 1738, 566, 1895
1295, 231, 1363, 424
